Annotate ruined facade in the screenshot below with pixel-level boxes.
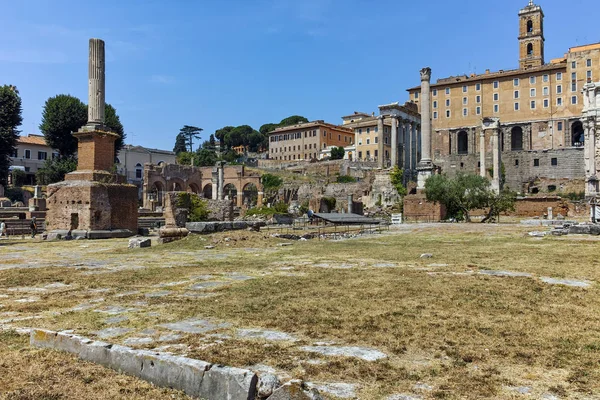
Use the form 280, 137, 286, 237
143, 163, 263, 210
407, 1, 599, 194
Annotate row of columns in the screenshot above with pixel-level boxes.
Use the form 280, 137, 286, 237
371, 115, 420, 171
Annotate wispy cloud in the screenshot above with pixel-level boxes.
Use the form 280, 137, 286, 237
150, 75, 175, 84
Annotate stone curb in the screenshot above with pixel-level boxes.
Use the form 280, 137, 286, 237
29, 329, 321, 400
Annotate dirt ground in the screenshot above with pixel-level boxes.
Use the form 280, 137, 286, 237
1, 223, 599, 399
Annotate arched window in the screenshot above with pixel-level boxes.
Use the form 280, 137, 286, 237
511, 127, 523, 151
527, 43, 533, 56
527, 20, 533, 33
457, 131, 468, 154
135, 163, 143, 179
572, 121, 584, 146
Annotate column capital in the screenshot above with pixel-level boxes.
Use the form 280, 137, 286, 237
420, 67, 432, 82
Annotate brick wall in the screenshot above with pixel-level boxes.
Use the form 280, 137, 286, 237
403, 194, 446, 222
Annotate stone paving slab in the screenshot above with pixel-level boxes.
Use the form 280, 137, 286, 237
237, 328, 298, 342
159, 318, 232, 334
300, 345, 387, 361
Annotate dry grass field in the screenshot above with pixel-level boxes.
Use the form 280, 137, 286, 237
0, 223, 599, 399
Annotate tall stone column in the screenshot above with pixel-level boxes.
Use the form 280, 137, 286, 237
417, 67, 434, 190
377, 116, 385, 168
87, 39, 105, 128
217, 163, 224, 200
391, 117, 398, 168
479, 130, 486, 178
482, 118, 501, 193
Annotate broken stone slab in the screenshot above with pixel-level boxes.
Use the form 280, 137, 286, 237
300, 345, 387, 361
304, 382, 356, 399
189, 281, 229, 290
128, 237, 151, 249
539, 277, 592, 288
91, 327, 132, 339
387, 394, 423, 400
104, 316, 128, 325
420, 253, 433, 259
93, 305, 139, 315
158, 333, 182, 342
268, 380, 323, 400
528, 231, 548, 237
237, 328, 297, 342
479, 270, 533, 278
145, 291, 172, 298
569, 224, 600, 235
123, 337, 154, 346
159, 318, 232, 334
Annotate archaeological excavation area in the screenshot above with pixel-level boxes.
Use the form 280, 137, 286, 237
1, 223, 599, 399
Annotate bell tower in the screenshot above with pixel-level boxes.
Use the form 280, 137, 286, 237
519, 0, 545, 69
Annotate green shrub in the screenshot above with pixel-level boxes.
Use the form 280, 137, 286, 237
261, 173, 283, 191
336, 175, 356, 183
176, 193, 209, 222
4, 187, 23, 202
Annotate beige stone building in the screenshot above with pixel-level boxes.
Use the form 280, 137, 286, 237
9, 134, 58, 184
407, 1, 600, 194
115, 145, 176, 189
268, 121, 354, 161
342, 102, 420, 171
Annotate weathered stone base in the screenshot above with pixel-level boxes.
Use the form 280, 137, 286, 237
47, 229, 135, 240
46, 178, 138, 232
186, 221, 265, 234
403, 194, 446, 222
29, 329, 320, 400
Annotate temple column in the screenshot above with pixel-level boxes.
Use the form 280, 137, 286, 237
377, 116, 385, 168
257, 191, 264, 207
87, 39, 105, 129
391, 116, 398, 168
491, 129, 501, 193
417, 67, 434, 190
479, 129, 486, 178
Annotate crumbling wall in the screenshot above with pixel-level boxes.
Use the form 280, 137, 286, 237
363, 171, 400, 208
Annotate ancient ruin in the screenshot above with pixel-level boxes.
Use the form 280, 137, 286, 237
45, 39, 138, 238
583, 81, 600, 199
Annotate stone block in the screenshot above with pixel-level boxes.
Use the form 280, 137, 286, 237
569, 224, 600, 235
128, 238, 151, 248
200, 364, 257, 400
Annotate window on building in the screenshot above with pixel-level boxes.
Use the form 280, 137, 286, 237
494, 104, 499, 113
446, 99, 450, 107
514, 90, 519, 99
476, 83, 481, 91
572, 61, 576, 69
432, 89, 437, 96
530, 76, 536, 84
551, 158, 558, 166
543, 86, 549, 96
135, 163, 143, 179
463, 97, 467, 105
571, 83, 577, 92
587, 70, 592, 82
543, 99, 549, 108
358, 151, 362, 159
476, 95, 481, 103
515, 102, 520, 111
415, 92, 419, 99
571, 72, 577, 81
514, 78, 519, 86
374, 150, 378, 157
433, 111, 438, 119
587, 59, 592, 67
323, 131, 327, 137
359, 128, 362, 134
445, 88, 450, 95
457, 131, 469, 154
37, 151, 47, 160
463, 108, 468, 116
527, 19, 533, 32
433, 100, 437, 108
12, 149, 18, 157
24, 149, 31, 159
571, 95, 578, 104
367, 128, 370, 134
557, 121, 563, 131
543, 74, 549, 82
530, 88, 536, 97
384, 127, 387, 133
557, 84, 562, 94
446, 110, 451, 118
527, 43, 534, 56
494, 93, 499, 101
476, 106, 481, 115
462, 85, 467, 93
366, 138, 370, 145
511, 126, 523, 151
557, 72, 562, 80
493, 81, 499, 89
375, 137, 378, 144
384, 137, 388, 144
534, 159, 540, 167
530, 100, 536, 109
515, 159, 519, 166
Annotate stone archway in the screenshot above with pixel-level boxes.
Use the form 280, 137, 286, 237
223, 183, 237, 201
572, 121, 584, 146
457, 130, 468, 154
151, 181, 165, 207
511, 126, 523, 151
188, 183, 199, 194
242, 183, 258, 207
202, 183, 212, 199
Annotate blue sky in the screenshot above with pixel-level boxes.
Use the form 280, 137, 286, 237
1, 0, 599, 151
